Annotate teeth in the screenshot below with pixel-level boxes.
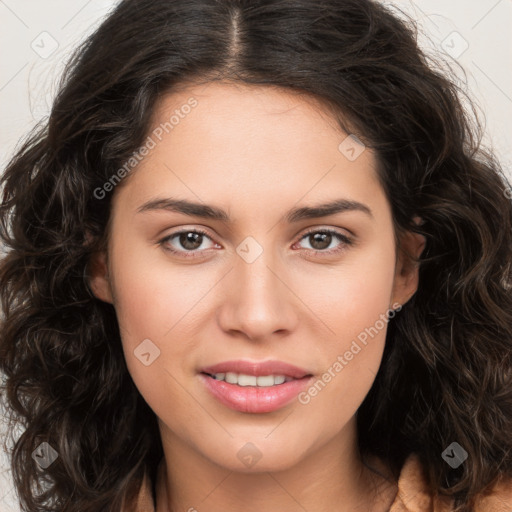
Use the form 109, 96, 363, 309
257, 375, 275, 386
211, 372, 292, 386
225, 372, 238, 384
238, 374, 257, 386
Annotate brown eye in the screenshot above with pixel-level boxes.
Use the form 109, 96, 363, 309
296, 229, 353, 255
159, 228, 218, 258
178, 232, 204, 250
308, 232, 332, 250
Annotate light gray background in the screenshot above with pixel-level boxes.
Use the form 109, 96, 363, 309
1, 1, 511, 509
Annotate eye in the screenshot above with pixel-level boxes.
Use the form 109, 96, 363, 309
158, 227, 353, 259
294, 228, 353, 255
159, 228, 219, 258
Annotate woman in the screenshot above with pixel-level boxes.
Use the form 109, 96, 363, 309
1, 0, 511, 511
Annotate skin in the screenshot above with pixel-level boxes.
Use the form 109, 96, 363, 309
89, 80, 425, 512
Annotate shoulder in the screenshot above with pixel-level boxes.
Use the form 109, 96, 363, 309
390, 453, 512, 512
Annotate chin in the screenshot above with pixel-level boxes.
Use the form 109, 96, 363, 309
203, 439, 310, 474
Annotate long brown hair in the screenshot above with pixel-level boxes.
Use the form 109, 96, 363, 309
1, 1, 511, 510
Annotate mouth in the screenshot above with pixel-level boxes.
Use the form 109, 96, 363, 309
199, 360, 314, 413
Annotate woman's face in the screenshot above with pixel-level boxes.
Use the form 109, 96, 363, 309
90, 81, 424, 473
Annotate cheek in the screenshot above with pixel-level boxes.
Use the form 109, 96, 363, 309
108, 248, 197, 424
107, 241, 221, 401
109, 241, 209, 342
295, 244, 396, 411
302, 242, 396, 343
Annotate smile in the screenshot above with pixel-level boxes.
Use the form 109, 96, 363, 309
199, 360, 314, 413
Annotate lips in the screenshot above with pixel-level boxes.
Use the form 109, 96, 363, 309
199, 359, 314, 414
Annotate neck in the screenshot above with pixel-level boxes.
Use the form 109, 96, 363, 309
155, 417, 397, 512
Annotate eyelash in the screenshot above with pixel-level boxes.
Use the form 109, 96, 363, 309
158, 227, 353, 259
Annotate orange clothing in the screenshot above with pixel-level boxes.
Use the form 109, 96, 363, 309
129, 453, 512, 511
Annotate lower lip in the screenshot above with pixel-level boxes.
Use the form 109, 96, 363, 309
200, 373, 313, 413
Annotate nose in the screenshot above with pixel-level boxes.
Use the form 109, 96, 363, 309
216, 242, 299, 342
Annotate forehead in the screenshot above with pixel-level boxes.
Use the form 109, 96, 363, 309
111, 81, 387, 227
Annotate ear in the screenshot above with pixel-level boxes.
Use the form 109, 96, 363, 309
87, 249, 114, 304
391, 217, 426, 308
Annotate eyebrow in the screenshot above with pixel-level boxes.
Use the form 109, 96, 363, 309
137, 197, 373, 222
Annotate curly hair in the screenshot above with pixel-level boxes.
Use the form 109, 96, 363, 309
1, 0, 511, 510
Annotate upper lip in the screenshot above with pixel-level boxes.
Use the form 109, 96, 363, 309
200, 360, 312, 379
